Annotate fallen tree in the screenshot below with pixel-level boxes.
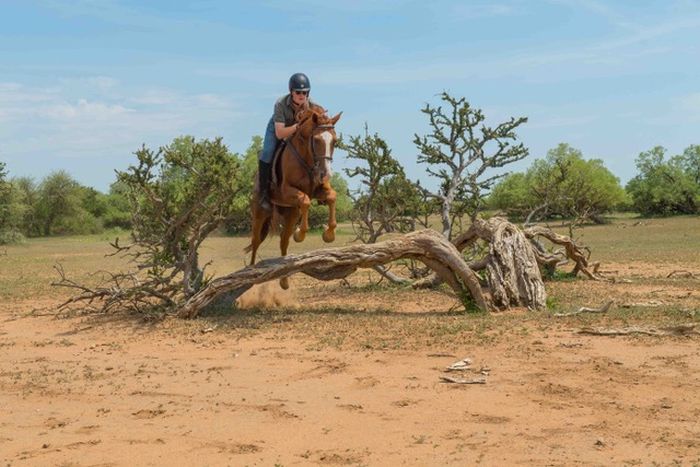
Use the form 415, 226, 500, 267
56, 215, 549, 318
178, 219, 546, 319
410, 216, 607, 290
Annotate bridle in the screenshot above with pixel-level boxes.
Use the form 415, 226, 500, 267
309, 123, 335, 164
287, 119, 336, 192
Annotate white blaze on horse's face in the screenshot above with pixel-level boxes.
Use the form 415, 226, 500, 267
318, 130, 333, 179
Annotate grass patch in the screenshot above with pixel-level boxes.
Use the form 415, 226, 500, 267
1, 215, 698, 350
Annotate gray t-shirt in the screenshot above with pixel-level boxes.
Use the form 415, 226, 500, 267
273, 94, 318, 126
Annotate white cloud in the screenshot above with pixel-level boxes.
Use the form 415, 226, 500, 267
0, 78, 243, 173
38, 99, 133, 120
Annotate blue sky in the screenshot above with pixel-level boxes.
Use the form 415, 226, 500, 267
1, 0, 699, 192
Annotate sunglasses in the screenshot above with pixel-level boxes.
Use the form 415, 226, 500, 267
293, 90, 309, 96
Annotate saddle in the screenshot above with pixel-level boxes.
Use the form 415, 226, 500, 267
268, 141, 294, 207
270, 140, 287, 189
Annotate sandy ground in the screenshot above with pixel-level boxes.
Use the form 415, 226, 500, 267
2, 305, 699, 466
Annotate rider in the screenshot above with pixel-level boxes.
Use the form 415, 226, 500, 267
258, 72, 318, 212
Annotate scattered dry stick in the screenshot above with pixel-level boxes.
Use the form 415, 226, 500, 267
667, 270, 695, 279
440, 375, 487, 384
554, 300, 613, 317
577, 323, 699, 337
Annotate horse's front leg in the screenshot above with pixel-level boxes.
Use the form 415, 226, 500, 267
294, 197, 311, 243
319, 184, 337, 243
278, 184, 311, 243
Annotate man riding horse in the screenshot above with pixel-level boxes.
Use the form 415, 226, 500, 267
247, 73, 341, 275
258, 72, 320, 212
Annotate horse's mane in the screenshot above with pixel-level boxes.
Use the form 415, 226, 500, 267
296, 104, 331, 125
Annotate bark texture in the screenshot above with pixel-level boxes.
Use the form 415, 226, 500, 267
454, 217, 547, 310
179, 218, 549, 318
177, 229, 490, 319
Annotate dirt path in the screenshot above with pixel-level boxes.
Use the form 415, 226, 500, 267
2, 308, 699, 466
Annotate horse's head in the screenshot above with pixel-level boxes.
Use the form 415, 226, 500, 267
297, 107, 342, 185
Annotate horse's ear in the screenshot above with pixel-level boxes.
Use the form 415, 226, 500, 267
330, 112, 342, 125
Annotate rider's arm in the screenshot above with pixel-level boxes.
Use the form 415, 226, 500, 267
274, 122, 298, 140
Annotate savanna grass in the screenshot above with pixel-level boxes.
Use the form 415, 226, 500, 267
1, 216, 698, 349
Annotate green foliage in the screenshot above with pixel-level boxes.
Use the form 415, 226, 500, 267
224, 136, 261, 234
339, 126, 421, 242
626, 145, 699, 216
0, 162, 27, 244
489, 143, 626, 223
8, 177, 39, 237
0, 162, 13, 232
99, 181, 132, 229
116, 135, 244, 299
413, 92, 528, 239
34, 170, 102, 236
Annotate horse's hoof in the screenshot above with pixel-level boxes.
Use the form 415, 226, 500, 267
322, 230, 335, 243
293, 229, 306, 243
279, 277, 289, 290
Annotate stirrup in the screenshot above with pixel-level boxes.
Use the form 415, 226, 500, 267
259, 193, 272, 212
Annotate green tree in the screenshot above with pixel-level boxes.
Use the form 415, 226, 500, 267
0, 162, 27, 243
626, 146, 698, 215
35, 170, 101, 236
95, 180, 132, 230
10, 177, 40, 237
0, 162, 11, 228
340, 126, 419, 243
676, 144, 700, 185
413, 92, 528, 239
115, 135, 245, 299
490, 144, 626, 223
224, 136, 261, 234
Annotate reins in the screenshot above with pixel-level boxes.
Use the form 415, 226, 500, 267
286, 120, 335, 194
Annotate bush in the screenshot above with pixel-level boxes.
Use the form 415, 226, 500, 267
489, 143, 626, 223
626, 146, 699, 216
0, 229, 26, 245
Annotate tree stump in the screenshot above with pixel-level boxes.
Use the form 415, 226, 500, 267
454, 217, 546, 310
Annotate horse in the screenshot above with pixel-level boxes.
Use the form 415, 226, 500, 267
246, 106, 342, 289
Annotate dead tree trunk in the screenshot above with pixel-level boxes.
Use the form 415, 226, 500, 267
453, 217, 546, 310
177, 229, 492, 319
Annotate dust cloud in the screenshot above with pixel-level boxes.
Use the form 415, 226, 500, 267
235, 282, 297, 309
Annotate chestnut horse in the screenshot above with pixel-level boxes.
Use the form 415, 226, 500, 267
246, 106, 341, 289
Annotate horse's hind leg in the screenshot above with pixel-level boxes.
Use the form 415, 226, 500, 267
249, 207, 271, 265
277, 184, 311, 243
278, 208, 298, 290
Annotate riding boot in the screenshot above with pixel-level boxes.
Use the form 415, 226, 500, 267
258, 160, 272, 212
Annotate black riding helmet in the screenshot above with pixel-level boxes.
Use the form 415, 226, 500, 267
289, 73, 310, 93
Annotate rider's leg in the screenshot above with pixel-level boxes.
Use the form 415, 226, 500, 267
258, 118, 279, 212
